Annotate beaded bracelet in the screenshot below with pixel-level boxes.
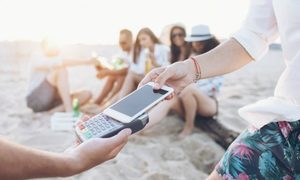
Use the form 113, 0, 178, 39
190, 57, 202, 83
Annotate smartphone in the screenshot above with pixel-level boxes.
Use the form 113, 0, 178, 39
75, 113, 149, 142
103, 82, 174, 123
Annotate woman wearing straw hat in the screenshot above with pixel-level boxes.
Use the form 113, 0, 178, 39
178, 25, 224, 139
139, 0, 300, 179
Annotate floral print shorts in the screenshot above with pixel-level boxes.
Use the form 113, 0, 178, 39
216, 120, 300, 180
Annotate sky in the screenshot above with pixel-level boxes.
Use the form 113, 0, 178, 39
0, 0, 250, 45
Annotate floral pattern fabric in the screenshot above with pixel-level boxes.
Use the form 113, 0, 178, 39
216, 120, 300, 180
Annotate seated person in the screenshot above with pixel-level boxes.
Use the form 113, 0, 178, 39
94, 29, 133, 107
100, 28, 170, 110
26, 39, 95, 113
145, 25, 223, 139
118, 28, 170, 98
146, 25, 190, 130
178, 25, 224, 139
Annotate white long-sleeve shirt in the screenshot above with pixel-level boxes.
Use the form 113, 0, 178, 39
130, 44, 170, 75
232, 0, 300, 129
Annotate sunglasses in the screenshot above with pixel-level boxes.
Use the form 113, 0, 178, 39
171, 33, 185, 39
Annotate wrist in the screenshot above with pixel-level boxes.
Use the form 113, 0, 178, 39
189, 57, 202, 82
183, 59, 198, 83
60, 153, 81, 177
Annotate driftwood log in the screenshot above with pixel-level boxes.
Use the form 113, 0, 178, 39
194, 115, 239, 150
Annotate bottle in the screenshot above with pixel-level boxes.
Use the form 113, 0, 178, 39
72, 98, 80, 117
112, 57, 124, 70
144, 49, 152, 74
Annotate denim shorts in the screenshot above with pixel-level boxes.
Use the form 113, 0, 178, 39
216, 120, 300, 180
26, 79, 62, 112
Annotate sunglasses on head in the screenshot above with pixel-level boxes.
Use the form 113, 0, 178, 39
171, 33, 185, 39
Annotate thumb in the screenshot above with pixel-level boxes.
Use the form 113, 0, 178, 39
106, 128, 132, 148
154, 67, 173, 89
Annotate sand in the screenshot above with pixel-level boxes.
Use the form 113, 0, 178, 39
0, 42, 285, 179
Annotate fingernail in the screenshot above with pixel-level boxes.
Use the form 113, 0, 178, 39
154, 83, 160, 89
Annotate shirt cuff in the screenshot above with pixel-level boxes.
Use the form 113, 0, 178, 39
231, 29, 269, 61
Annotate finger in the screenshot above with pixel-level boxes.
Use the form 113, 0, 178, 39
138, 67, 165, 88
154, 67, 173, 90
165, 92, 175, 100
138, 75, 151, 88
150, 71, 160, 81
105, 128, 131, 149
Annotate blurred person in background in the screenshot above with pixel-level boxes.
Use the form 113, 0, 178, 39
99, 27, 170, 111
177, 25, 223, 139
144, 25, 190, 132
26, 39, 94, 113
145, 25, 224, 140
94, 29, 133, 107
117, 27, 170, 99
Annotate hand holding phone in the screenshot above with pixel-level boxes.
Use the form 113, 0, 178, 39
75, 113, 148, 142
75, 82, 173, 142
103, 82, 174, 123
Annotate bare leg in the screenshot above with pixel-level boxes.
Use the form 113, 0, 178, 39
178, 84, 217, 139
99, 72, 142, 111
178, 89, 198, 139
145, 97, 179, 130
48, 90, 92, 113
193, 94, 217, 117
206, 170, 222, 180
109, 76, 125, 100
72, 90, 92, 106
100, 76, 125, 107
95, 76, 117, 105
98, 94, 119, 112
117, 71, 139, 100
170, 96, 184, 118
47, 67, 72, 112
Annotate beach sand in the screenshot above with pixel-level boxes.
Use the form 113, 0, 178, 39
0, 42, 285, 179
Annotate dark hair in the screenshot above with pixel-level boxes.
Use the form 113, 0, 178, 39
133, 28, 160, 64
169, 26, 191, 64
119, 29, 133, 39
195, 37, 220, 54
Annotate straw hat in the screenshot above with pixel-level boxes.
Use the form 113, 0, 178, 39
185, 25, 214, 42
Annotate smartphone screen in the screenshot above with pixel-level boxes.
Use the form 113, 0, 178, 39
110, 85, 168, 117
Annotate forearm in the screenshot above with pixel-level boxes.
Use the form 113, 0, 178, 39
0, 138, 74, 179
109, 68, 128, 76
35, 59, 92, 71
62, 59, 93, 67
187, 38, 253, 79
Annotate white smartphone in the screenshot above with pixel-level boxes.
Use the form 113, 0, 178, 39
103, 82, 174, 123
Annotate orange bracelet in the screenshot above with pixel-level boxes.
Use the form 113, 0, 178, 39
190, 57, 201, 82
